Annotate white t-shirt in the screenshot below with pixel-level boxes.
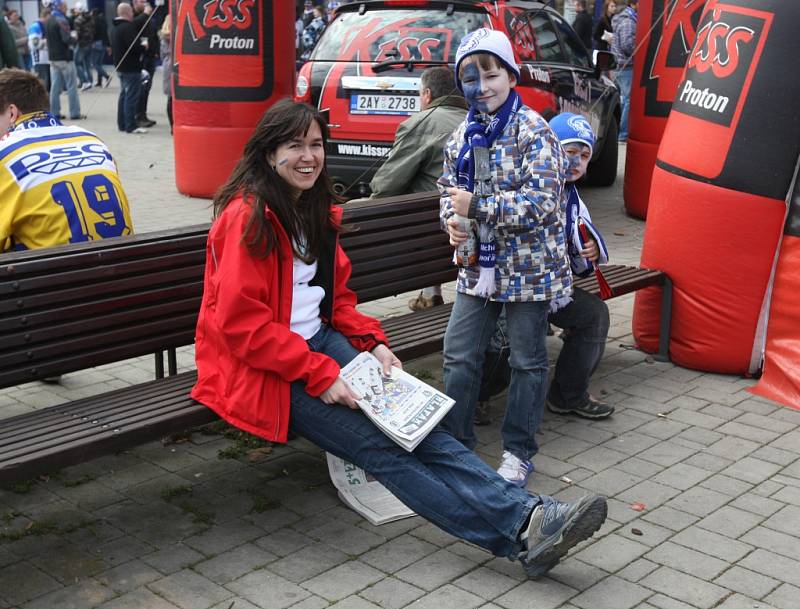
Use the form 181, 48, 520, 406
290, 255, 325, 340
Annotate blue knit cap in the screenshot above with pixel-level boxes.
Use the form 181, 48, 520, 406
549, 113, 595, 156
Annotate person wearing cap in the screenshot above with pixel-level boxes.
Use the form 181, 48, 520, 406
440, 29, 571, 488
546, 113, 614, 419
367, 65, 468, 312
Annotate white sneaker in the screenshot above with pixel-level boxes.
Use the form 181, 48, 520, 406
497, 450, 534, 487
80, 82, 92, 91
130, 127, 148, 134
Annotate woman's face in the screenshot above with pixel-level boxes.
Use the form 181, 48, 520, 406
608, 2, 617, 16
268, 120, 325, 197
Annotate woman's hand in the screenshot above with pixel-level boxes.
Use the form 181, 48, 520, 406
580, 238, 600, 262
446, 187, 473, 217
320, 376, 362, 409
371, 344, 402, 376
446, 217, 468, 246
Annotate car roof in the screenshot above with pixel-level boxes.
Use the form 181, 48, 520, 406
334, 1, 553, 13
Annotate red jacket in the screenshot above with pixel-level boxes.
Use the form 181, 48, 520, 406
191, 197, 389, 442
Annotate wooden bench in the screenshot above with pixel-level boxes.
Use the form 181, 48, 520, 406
0, 192, 671, 483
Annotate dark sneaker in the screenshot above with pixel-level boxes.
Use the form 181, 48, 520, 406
408, 292, 444, 312
547, 395, 614, 419
474, 400, 492, 426
520, 494, 607, 579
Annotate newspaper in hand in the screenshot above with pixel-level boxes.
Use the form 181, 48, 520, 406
340, 351, 455, 451
326, 453, 415, 525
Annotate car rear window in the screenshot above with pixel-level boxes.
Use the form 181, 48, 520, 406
311, 8, 491, 63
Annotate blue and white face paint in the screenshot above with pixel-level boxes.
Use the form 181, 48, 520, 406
458, 57, 516, 114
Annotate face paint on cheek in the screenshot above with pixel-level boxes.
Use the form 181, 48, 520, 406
277, 158, 289, 166
461, 64, 488, 112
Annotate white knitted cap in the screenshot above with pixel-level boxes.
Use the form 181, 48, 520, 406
454, 29, 520, 91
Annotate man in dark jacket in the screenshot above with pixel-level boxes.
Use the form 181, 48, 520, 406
367, 66, 468, 312
133, 0, 159, 128
0, 17, 21, 69
111, 2, 145, 134
45, 0, 83, 120
571, 0, 593, 50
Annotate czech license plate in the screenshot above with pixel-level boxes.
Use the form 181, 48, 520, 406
350, 94, 420, 115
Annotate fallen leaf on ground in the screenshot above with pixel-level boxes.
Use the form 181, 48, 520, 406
631, 528, 644, 536
657, 412, 668, 418
631, 502, 646, 512
246, 445, 274, 462
614, 231, 626, 236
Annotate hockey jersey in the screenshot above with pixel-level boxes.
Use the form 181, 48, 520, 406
0, 113, 133, 252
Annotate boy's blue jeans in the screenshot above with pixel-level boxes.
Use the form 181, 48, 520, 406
441, 292, 550, 461
548, 287, 610, 409
289, 324, 536, 557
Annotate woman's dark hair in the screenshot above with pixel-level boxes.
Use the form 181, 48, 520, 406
213, 99, 341, 262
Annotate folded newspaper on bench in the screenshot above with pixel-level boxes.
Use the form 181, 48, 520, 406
326, 453, 415, 525
340, 351, 455, 451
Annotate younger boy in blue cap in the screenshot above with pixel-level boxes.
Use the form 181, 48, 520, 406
547, 113, 614, 419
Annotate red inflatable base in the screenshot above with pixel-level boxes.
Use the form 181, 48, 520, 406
633, 166, 786, 374
750, 236, 800, 410
174, 125, 252, 199
623, 138, 659, 220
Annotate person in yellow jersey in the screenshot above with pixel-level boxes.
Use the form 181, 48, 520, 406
0, 68, 133, 253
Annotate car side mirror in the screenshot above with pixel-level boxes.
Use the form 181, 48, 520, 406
593, 50, 617, 75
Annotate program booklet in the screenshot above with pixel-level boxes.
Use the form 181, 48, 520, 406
340, 351, 455, 451
326, 453, 415, 525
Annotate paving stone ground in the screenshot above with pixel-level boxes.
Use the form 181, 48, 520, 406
2, 70, 800, 609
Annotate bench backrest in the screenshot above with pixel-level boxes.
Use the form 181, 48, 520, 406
0, 192, 452, 389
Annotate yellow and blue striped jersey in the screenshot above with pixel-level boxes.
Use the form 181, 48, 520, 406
0, 113, 133, 252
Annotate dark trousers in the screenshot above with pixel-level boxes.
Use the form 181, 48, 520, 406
117, 71, 142, 132
547, 287, 610, 409
136, 56, 155, 120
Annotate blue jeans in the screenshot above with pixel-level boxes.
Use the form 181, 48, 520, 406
49, 60, 81, 119
616, 66, 633, 141
117, 71, 141, 132
289, 324, 536, 557
442, 293, 550, 461
91, 44, 109, 81
74, 46, 92, 85
548, 287, 610, 409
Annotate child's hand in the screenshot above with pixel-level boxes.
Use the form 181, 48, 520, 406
446, 187, 473, 217
446, 217, 468, 246
580, 238, 600, 262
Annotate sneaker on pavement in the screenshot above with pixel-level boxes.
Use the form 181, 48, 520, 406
497, 450, 533, 487
408, 292, 444, 312
130, 127, 148, 134
520, 494, 607, 579
69, 114, 87, 120
80, 82, 92, 91
547, 395, 614, 419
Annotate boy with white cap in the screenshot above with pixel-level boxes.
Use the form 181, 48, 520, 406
547, 112, 615, 420
440, 29, 571, 487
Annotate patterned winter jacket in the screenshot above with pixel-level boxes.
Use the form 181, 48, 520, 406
439, 104, 572, 303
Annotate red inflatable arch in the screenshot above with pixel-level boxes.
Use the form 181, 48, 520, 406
171, 0, 295, 198
623, 0, 705, 219
750, 168, 800, 409
632, 0, 800, 374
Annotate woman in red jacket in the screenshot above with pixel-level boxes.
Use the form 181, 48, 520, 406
191, 99, 607, 579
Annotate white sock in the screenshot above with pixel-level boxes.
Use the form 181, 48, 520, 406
421, 286, 441, 298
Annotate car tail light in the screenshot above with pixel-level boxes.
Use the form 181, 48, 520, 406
295, 64, 312, 103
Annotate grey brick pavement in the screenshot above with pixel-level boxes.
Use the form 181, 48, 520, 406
1, 68, 800, 609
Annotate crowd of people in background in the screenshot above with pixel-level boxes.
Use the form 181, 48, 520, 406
0, 0, 166, 133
